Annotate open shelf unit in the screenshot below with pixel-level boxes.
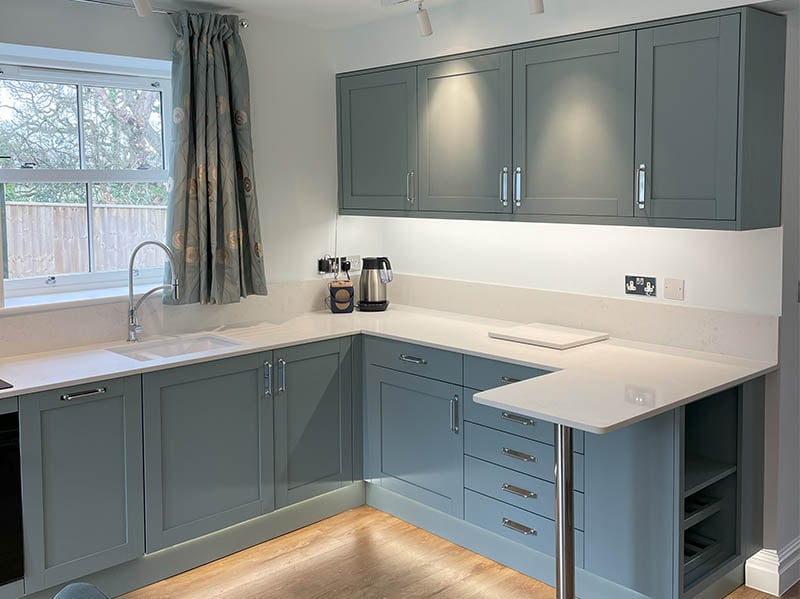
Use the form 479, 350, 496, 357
681, 387, 740, 595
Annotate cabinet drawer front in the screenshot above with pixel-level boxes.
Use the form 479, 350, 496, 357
464, 390, 584, 453
464, 355, 550, 391
464, 422, 584, 491
365, 336, 462, 384
465, 456, 584, 530
465, 489, 584, 566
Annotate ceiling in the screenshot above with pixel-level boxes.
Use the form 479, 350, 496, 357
157, 0, 467, 29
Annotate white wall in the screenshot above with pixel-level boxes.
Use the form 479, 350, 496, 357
0, 0, 174, 60
332, 0, 785, 317
337, 218, 782, 315
332, 0, 774, 72
242, 17, 339, 283
770, 6, 800, 556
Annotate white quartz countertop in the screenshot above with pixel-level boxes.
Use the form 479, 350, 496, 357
0, 306, 775, 434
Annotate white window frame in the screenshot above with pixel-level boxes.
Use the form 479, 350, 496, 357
0, 62, 172, 299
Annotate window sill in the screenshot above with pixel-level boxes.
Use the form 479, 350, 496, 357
1, 285, 164, 317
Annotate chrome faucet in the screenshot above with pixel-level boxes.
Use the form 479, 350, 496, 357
128, 240, 180, 342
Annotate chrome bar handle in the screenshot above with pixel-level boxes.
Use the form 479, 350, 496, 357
500, 376, 521, 385
501, 412, 536, 427
502, 447, 536, 463
450, 394, 459, 433
399, 354, 427, 365
264, 361, 272, 397
502, 483, 537, 500
514, 167, 522, 208
406, 171, 415, 205
277, 358, 286, 393
60, 387, 107, 402
502, 517, 537, 536
637, 163, 646, 210
499, 167, 509, 207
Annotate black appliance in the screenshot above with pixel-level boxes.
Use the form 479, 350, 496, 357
0, 411, 23, 586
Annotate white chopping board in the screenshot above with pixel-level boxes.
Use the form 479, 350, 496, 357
488, 323, 609, 350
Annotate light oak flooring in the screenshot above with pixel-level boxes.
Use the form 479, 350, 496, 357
122, 506, 798, 599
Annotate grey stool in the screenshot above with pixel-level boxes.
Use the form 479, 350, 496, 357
53, 583, 109, 599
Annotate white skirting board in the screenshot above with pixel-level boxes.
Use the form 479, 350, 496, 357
746, 537, 800, 595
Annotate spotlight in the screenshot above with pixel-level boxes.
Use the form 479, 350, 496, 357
529, 0, 544, 14
417, 1, 432, 36
133, 0, 153, 17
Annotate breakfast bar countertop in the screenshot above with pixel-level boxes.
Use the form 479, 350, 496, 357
0, 305, 775, 434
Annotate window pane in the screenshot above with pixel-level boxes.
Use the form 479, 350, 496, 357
2, 183, 88, 279
82, 86, 163, 170
0, 79, 80, 168
92, 182, 167, 272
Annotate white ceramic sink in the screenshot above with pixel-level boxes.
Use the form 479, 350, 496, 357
107, 335, 241, 362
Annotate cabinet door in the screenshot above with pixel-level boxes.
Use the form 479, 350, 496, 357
20, 377, 144, 593
366, 365, 463, 517
512, 33, 635, 217
418, 53, 513, 213
635, 16, 740, 221
143, 354, 273, 552
274, 338, 353, 508
339, 68, 417, 211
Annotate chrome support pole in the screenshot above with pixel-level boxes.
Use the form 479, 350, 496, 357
555, 424, 576, 599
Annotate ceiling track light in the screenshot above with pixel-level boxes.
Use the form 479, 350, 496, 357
417, 1, 433, 37
529, 0, 544, 14
133, 0, 152, 17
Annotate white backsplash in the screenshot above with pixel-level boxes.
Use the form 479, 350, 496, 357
0, 274, 777, 363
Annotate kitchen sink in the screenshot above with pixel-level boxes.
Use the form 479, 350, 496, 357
107, 335, 242, 362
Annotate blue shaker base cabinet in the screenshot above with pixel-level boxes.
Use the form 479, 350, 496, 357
274, 338, 354, 509
366, 364, 464, 518
12, 335, 764, 599
19, 377, 145, 593
142, 354, 275, 553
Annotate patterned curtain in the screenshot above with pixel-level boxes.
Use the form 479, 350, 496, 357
165, 11, 267, 305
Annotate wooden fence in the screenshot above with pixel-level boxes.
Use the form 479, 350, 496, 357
4, 202, 168, 278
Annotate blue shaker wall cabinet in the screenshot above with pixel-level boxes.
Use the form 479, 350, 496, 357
338, 8, 785, 230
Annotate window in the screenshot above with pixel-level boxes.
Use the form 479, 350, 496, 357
0, 64, 170, 298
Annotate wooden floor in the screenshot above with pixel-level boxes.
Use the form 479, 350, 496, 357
123, 506, 798, 599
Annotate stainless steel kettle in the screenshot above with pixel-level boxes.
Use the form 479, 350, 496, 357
359, 257, 392, 311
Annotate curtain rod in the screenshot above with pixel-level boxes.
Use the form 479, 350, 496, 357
69, 0, 250, 28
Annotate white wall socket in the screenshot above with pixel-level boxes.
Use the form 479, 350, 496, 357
664, 278, 685, 301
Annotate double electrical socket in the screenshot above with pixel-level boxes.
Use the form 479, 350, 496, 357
625, 275, 685, 300
318, 255, 362, 275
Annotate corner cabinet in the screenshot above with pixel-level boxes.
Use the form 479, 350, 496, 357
273, 338, 354, 508
337, 8, 786, 229
364, 337, 464, 517
19, 377, 144, 593
142, 354, 274, 552
338, 68, 418, 212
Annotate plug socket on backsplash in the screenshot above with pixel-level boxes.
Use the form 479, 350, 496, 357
625, 275, 657, 297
